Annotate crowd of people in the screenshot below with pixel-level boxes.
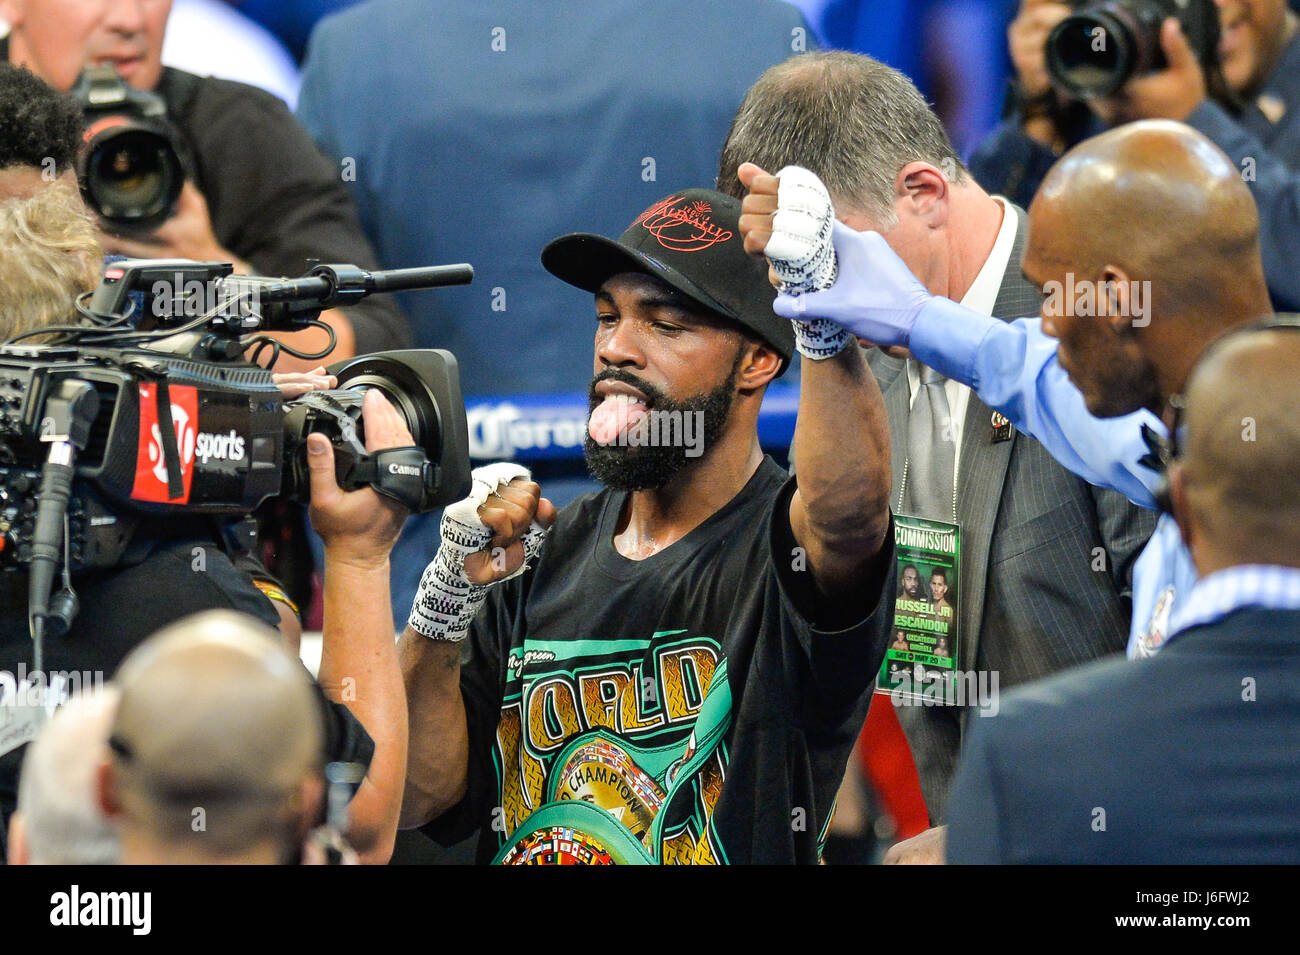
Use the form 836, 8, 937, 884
0, 0, 1297, 866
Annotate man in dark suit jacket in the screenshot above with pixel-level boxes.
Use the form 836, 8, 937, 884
947, 326, 1300, 864
719, 51, 1157, 854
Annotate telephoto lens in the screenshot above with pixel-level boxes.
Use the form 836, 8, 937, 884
71, 66, 186, 232
81, 125, 184, 230
1045, 0, 1220, 98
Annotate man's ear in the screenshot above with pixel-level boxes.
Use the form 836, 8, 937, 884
7, 812, 28, 865
0, 2, 25, 28
896, 161, 949, 227
1169, 462, 1196, 553
1098, 265, 1143, 335
96, 760, 123, 821
736, 340, 781, 392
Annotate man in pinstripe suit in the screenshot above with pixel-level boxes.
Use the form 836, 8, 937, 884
719, 51, 1157, 860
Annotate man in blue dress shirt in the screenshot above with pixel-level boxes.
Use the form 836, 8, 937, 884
737, 119, 1273, 658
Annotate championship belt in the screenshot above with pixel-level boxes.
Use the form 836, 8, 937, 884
492, 660, 734, 865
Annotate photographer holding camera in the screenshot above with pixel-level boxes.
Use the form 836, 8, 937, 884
973, 0, 1300, 308
0, 0, 411, 372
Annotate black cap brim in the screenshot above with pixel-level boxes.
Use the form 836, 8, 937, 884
541, 233, 744, 328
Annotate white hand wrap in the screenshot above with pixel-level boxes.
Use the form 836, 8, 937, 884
789, 315, 856, 360
408, 462, 548, 643
766, 165, 853, 360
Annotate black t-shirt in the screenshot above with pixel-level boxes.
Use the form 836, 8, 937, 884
0, 537, 374, 855
423, 457, 895, 864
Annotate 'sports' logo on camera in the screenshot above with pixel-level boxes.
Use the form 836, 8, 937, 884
196, 430, 245, 464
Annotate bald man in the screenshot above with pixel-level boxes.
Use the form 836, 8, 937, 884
945, 324, 1300, 863
1025, 122, 1271, 417
739, 120, 1271, 663
8, 688, 119, 865
98, 610, 325, 864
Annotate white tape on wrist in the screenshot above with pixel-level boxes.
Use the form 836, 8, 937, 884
792, 317, 853, 360
768, 166, 852, 360
408, 462, 548, 643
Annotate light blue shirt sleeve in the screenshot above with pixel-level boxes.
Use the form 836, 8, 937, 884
906, 296, 1162, 509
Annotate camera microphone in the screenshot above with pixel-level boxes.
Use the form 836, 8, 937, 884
251, 263, 474, 310
367, 264, 475, 293
27, 380, 100, 673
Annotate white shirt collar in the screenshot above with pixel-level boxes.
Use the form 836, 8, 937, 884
1167, 565, 1300, 640
905, 196, 1018, 400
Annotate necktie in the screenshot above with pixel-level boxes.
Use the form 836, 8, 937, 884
903, 360, 955, 520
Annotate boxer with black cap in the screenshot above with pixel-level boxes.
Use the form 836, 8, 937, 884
400, 188, 895, 864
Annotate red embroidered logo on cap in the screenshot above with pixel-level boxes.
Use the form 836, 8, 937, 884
637, 197, 733, 252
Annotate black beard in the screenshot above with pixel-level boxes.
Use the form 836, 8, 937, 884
583, 361, 739, 491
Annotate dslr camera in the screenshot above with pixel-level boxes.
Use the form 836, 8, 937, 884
69, 66, 186, 232
1045, 0, 1221, 98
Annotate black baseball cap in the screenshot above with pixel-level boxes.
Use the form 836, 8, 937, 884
541, 188, 794, 372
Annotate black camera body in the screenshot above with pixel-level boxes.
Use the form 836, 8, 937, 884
1046, 0, 1221, 98
70, 66, 187, 232
280, 350, 472, 517
0, 347, 280, 571
1, 259, 474, 581
0, 343, 471, 573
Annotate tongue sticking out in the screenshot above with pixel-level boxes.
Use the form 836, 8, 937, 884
588, 394, 648, 445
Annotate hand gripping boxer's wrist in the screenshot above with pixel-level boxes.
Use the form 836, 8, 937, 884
763, 166, 853, 360
767, 169, 935, 351
408, 463, 551, 642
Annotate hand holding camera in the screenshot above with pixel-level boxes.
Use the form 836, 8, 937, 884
97, 181, 252, 275
1, 258, 475, 654
69, 67, 240, 265
1082, 15, 1209, 124
1044, 0, 1219, 101
307, 388, 415, 570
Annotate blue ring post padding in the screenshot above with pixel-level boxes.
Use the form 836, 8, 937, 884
464, 382, 800, 462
